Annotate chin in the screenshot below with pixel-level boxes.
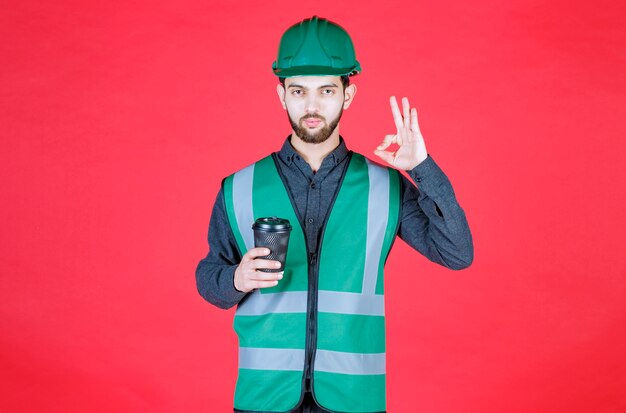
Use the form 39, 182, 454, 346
299, 133, 332, 144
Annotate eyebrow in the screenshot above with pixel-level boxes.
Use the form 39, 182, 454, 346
287, 84, 339, 89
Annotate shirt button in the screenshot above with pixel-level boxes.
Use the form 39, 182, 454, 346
310, 182, 316, 189
307, 218, 314, 224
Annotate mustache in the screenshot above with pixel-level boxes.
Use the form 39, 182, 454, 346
301, 114, 325, 121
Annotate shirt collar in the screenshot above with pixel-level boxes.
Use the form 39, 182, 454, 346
278, 135, 350, 166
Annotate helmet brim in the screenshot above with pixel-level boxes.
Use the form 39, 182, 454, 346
272, 64, 360, 77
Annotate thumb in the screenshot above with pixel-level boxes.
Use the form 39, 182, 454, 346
373, 149, 396, 166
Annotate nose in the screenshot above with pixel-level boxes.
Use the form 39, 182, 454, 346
304, 95, 320, 114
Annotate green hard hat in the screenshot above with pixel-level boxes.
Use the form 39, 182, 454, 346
272, 16, 361, 77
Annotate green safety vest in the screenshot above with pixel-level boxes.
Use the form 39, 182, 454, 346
223, 152, 401, 413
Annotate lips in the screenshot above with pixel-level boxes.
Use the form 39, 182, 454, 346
304, 118, 322, 127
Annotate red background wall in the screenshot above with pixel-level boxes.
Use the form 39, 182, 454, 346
2, 0, 625, 412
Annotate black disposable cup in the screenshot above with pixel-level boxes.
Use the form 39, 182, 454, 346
252, 217, 292, 273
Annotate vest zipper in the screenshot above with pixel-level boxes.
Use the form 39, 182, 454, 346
270, 151, 353, 402
304, 251, 318, 392
303, 158, 350, 401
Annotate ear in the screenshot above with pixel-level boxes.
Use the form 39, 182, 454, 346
276, 83, 286, 110
342, 83, 357, 110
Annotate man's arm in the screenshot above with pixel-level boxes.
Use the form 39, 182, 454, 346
398, 155, 474, 270
373, 96, 473, 269
195, 188, 247, 309
195, 187, 286, 309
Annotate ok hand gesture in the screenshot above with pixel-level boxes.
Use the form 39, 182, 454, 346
374, 96, 428, 170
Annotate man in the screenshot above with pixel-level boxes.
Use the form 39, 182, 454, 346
196, 15, 473, 413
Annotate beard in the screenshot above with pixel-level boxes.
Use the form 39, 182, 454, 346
287, 107, 343, 144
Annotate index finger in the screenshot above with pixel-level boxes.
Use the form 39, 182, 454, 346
389, 96, 404, 131
243, 247, 271, 261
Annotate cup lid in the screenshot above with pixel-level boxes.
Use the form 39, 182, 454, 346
252, 216, 292, 231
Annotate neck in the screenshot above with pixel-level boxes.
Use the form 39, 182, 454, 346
290, 129, 341, 172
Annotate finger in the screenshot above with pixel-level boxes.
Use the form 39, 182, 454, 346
250, 259, 282, 271
373, 149, 396, 166
249, 280, 280, 289
402, 97, 410, 129
376, 134, 396, 151
249, 271, 284, 281
389, 96, 403, 131
243, 247, 271, 261
410, 107, 421, 134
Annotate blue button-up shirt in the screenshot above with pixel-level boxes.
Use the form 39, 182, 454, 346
196, 136, 473, 309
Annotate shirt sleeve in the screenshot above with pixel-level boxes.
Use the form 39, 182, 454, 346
195, 186, 248, 309
397, 155, 474, 270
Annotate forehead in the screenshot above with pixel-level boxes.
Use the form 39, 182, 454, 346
284, 75, 341, 88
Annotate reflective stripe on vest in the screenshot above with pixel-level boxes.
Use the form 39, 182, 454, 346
223, 153, 400, 412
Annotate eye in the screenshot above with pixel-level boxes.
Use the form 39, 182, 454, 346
291, 89, 304, 95
322, 89, 334, 95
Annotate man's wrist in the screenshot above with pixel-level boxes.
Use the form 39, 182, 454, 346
406, 154, 456, 200
407, 154, 435, 179
405, 152, 429, 171
230, 266, 247, 295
